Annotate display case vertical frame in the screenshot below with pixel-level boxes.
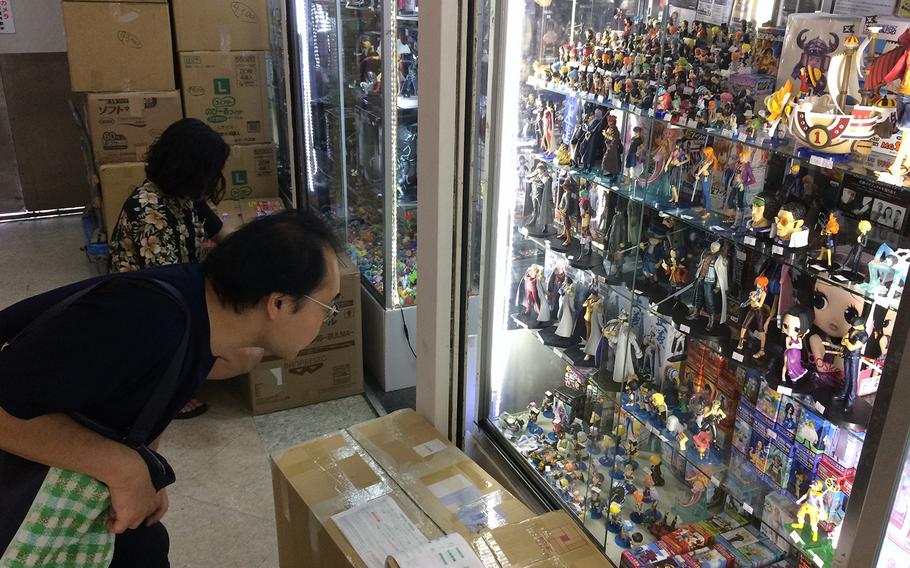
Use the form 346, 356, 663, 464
270, 0, 297, 204
285, 0, 307, 208
835, 294, 910, 567
382, 0, 398, 308
333, 0, 350, 243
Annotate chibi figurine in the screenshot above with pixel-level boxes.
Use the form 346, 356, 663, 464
737, 275, 769, 357
781, 304, 813, 385
817, 213, 840, 269
837, 315, 868, 410
809, 280, 864, 388
686, 241, 728, 330
693, 147, 719, 215
792, 479, 836, 542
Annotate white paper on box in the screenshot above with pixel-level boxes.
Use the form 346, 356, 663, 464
389, 533, 485, 568
269, 367, 283, 387
428, 473, 503, 532
413, 438, 448, 458
331, 495, 428, 568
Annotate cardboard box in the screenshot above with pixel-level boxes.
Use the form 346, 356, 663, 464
225, 144, 278, 199
237, 197, 284, 222
470, 511, 607, 567
348, 410, 535, 538
86, 91, 182, 164
98, 162, 146, 240
179, 51, 272, 144
172, 0, 270, 52
63, 2, 175, 92
271, 431, 444, 568
237, 253, 362, 414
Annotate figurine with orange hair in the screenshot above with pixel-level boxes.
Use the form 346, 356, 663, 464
818, 213, 840, 269
737, 275, 769, 358
693, 147, 719, 216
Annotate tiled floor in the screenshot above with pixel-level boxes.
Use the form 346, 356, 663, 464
0, 216, 379, 568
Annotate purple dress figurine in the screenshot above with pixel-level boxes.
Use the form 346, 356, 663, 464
780, 306, 813, 385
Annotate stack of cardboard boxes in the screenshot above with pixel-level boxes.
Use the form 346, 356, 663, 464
62, 0, 280, 242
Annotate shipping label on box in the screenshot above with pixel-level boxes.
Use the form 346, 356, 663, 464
225, 144, 278, 198
87, 91, 182, 164
63, 2, 175, 92
180, 51, 272, 144
172, 0, 270, 52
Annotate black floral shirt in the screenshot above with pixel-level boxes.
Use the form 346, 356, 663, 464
110, 180, 223, 273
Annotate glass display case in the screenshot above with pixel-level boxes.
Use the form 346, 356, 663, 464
462, 0, 910, 566
290, 0, 418, 389
877, 441, 910, 567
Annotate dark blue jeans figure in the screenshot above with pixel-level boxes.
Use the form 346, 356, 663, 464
841, 355, 859, 408
701, 176, 711, 211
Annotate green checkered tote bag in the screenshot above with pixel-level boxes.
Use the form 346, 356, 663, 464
0, 468, 114, 568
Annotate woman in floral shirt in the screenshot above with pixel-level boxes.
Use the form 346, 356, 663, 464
110, 118, 230, 418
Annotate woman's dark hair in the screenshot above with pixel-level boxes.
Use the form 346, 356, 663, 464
785, 304, 814, 337
145, 118, 230, 202
203, 209, 342, 313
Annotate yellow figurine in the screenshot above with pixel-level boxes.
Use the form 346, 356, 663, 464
762, 80, 794, 137
792, 479, 835, 542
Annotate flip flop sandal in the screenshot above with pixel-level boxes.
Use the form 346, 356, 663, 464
175, 401, 209, 420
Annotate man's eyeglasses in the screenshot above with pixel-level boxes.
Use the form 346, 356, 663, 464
304, 295, 339, 323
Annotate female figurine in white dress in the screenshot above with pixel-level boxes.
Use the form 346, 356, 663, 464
582, 292, 604, 359
599, 311, 642, 383
555, 282, 577, 338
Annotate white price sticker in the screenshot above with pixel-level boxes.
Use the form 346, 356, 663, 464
648, 109, 655, 117
790, 531, 804, 545
733, 352, 745, 362
688, 119, 698, 128
519, 227, 529, 237
815, 401, 826, 414
736, 250, 747, 261
593, 242, 605, 251
567, 255, 575, 261
681, 215, 695, 220
833, 274, 849, 282
777, 386, 793, 396
767, 429, 777, 440
591, 486, 601, 493
679, 324, 691, 334
772, 245, 785, 255
545, 466, 551, 473
598, 96, 606, 103
810, 155, 834, 170
413, 439, 448, 458
810, 264, 826, 272
811, 552, 825, 567
743, 503, 754, 515
659, 434, 670, 442
710, 476, 721, 486
744, 236, 757, 246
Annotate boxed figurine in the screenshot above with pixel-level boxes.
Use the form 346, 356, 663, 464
732, 416, 754, 454
775, 13, 865, 95
773, 397, 801, 441
747, 425, 771, 474
754, 385, 782, 423
619, 540, 675, 567
553, 385, 586, 426
661, 523, 714, 555
862, 16, 910, 158
726, 449, 769, 510
697, 510, 750, 538
672, 543, 736, 568
794, 408, 836, 455
752, 27, 786, 77
790, 443, 822, 498
764, 437, 795, 491
817, 454, 855, 497
714, 525, 786, 567
762, 490, 799, 551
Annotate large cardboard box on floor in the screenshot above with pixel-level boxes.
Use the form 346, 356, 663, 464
98, 162, 146, 240
237, 253, 362, 414
179, 51, 272, 144
172, 0, 271, 52
471, 511, 609, 567
348, 410, 535, 538
86, 91, 182, 164
271, 431, 445, 568
62, 2, 175, 92
225, 144, 279, 199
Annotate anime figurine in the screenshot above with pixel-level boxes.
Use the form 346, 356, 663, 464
817, 213, 840, 269
556, 178, 579, 247
579, 109, 606, 171
525, 164, 554, 236
837, 315, 867, 410
598, 310, 642, 382
515, 265, 551, 322
554, 282, 577, 339
542, 390, 555, 418
639, 227, 667, 286
686, 241, 728, 331
541, 100, 558, 157
650, 393, 668, 423
737, 276, 769, 358
666, 415, 689, 452
665, 139, 689, 205
693, 431, 712, 460
582, 291, 605, 360
600, 115, 623, 180
659, 247, 689, 313
781, 305, 813, 386
865, 28, 910, 181
577, 200, 594, 258
774, 200, 809, 248
625, 126, 645, 181
866, 243, 910, 303
698, 400, 726, 452
556, 143, 572, 166
842, 220, 871, 276
809, 280, 863, 388
725, 149, 755, 227
792, 479, 836, 542
693, 147, 719, 215
745, 193, 777, 237
650, 455, 664, 486
608, 503, 624, 533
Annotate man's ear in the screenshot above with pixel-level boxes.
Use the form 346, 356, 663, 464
265, 293, 284, 321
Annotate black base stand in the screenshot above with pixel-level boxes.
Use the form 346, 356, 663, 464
526, 225, 556, 239
569, 250, 605, 270
538, 326, 579, 348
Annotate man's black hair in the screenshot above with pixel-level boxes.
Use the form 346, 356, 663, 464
203, 209, 342, 313
782, 199, 808, 221
146, 118, 230, 203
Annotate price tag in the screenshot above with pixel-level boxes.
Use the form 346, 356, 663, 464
772, 245, 785, 255
736, 250, 747, 261
648, 109, 655, 117
743, 503, 754, 515
568, 255, 575, 261
732, 352, 745, 362
744, 236, 757, 246
545, 466, 551, 473
790, 531, 804, 545
593, 241, 605, 250
723, 130, 735, 138
811, 552, 825, 567
681, 214, 695, 220
591, 486, 602, 493
777, 386, 793, 396
815, 401, 826, 414
767, 429, 777, 440
659, 434, 670, 443
833, 274, 849, 282
810, 155, 834, 170
679, 324, 691, 334
688, 119, 698, 128
810, 264, 826, 272
598, 96, 606, 103
519, 227, 529, 237
710, 476, 721, 487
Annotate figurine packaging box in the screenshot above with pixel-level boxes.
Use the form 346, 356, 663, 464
726, 448, 769, 508
775, 13, 865, 95
755, 385, 782, 423
862, 16, 910, 157
660, 523, 713, 556
840, 172, 910, 234
752, 27, 786, 78
697, 511, 750, 538
794, 408, 836, 455
790, 442, 823, 498
773, 396, 801, 441
764, 436, 795, 491
762, 490, 799, 551
672, 543, 736, 568
619, 540, 674, 568
732, 416, 753, 454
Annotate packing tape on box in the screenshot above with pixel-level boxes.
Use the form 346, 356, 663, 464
128, 94, 145, 117
134, 145, 149, 161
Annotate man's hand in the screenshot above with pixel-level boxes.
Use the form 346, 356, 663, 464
146, 489, 169, 527
106, 450, 159, 534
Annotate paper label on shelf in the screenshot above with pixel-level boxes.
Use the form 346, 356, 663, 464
413, 439, 448, 458
659, 434, 670, 442
767, 429, 777, 440
732, 352, 745, 362
776, 386, 793, 396
567, 255, 575, 261
772, 245, 785, 256
270, 367, 283, 387
593, 241, 605, 251
519, 227, 529, 237
810, 264, 827, 272
810, 155, 834, 170
710, 476, 721, 486
681, 214, 695, 220
389, 534, 485, 568
743, 503, 754, 515
723, 130, 735, 138
736, 250, 747, 261
790, 530, 804, 544
331, 495, 429, 568
552, 347, 563, 357
591, 486, 601, 493
744, 236, 757, 246
833, 274, 849, 282
598, 96, 606, 103
815, 401, 826, 414
679, 324, 691, 334
811, 552, 825, 567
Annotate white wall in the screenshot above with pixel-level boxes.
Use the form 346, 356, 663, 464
0, 0, 67, 54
